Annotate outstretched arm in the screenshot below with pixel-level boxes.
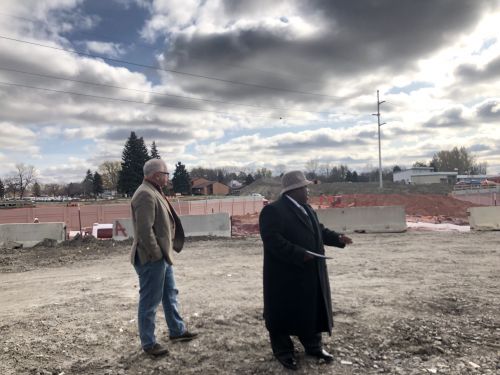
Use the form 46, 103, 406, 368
320, 224, 353, 248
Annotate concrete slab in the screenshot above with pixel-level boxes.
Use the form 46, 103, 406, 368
113, 213, 231, 240
315, 206, 407, 233
0, 223, 66, 248
468, 206, 500, 231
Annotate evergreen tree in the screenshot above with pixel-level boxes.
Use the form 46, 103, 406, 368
351, 171, 359, 182
237, 171, 247, 183
32, 181, 41, 197
150, 141, 161, 159
0, 178, 4, 199
172, 161, 191, 195
93, 172, 104, 198
346, 170, 353, 182
118, 132, 151, 196
217, 169, 224, 183
245, 173, 255, 185
82, 169, 94, 198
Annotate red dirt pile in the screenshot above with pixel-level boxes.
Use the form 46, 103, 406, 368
231, 214, 260, 237
232, 194, 480, 235
310, 194, 478, 219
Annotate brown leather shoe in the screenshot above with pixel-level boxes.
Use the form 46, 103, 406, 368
144, 343, 169, 357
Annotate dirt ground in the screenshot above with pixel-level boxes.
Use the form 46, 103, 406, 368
1, 231, 499, 375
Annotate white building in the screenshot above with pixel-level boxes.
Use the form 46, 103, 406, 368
393, 167, 457, 184
393, 167, 433, 184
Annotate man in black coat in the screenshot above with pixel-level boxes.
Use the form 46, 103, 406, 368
259, 170, 353, 370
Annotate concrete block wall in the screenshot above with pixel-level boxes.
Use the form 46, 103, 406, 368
0, 222, 66, 248
113, 213, 231, 240
315, 206, 407, 233
468, 207, 500, 230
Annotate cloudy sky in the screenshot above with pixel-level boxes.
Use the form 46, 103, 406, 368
0, 0, 499, 183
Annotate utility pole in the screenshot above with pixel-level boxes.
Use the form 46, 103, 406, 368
372, 90, 386, 189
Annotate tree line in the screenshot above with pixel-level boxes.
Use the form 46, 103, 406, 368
0, 135, 490, 200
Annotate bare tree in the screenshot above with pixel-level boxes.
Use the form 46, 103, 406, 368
44, 183, 62, 197
98, 161, 122, 191
274, 164, 287, 177
430, 147, 486, 174
319, 163, 331, 179
4, 177, 19, 199
304, 159, 319, 179
14, 164, 37, 199
255, 168, 272, 179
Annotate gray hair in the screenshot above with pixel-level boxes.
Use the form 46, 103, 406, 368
143, 158, 166, 177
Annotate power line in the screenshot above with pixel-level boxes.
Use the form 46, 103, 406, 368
0, 80, 345, 123
0, 80, 266, 118
0, 12, 36, 23
0, 66, 344, 116
0, 35, 342, 99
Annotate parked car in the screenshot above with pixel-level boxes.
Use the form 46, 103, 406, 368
250, 193, 264, 198
249, 192, 269, 206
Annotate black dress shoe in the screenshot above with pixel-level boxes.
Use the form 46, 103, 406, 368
306, 348, 334, 363
275, 354, 298, 370
169, 330, 198, 343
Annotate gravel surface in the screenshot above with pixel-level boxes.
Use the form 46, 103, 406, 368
0, 232, 499, 374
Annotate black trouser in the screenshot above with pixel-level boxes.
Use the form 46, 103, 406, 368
269, 331, 322, 357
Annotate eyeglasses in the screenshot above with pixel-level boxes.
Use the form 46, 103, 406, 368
158, 172, 170, 176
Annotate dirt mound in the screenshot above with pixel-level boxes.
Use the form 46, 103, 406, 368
310, 194, 479, 219
231, 214, 260, 237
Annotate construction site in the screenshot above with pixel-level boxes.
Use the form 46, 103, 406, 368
0, 182, 499, 375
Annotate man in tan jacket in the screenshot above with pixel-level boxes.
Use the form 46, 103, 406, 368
131, 158, 197, 357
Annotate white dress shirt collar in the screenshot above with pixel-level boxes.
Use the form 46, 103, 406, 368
285, 194, 309, 216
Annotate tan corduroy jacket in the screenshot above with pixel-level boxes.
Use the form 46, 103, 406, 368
130, 180, 184, 266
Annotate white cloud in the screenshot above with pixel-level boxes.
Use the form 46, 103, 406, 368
0, 122, 38, 150
1, 0, 500, 183
83, 41, 126, 58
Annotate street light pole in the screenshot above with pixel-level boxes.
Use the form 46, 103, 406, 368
373, 90, 386, 189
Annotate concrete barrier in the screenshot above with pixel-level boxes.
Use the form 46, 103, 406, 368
179, 213, 231, 237
468, 207, 500, 231
113, 213, 231, 240
315, 206, 407, 233
0, 222, 66, 248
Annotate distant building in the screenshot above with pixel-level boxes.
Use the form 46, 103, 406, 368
393, 167, 457, 184
228, 180, 243, 189
393, 167, 432, 184
191, 177, 230, 196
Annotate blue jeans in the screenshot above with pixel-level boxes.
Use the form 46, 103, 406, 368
134, 254, 186, 349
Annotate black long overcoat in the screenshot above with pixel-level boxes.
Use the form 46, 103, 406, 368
259, 196, 345, 336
